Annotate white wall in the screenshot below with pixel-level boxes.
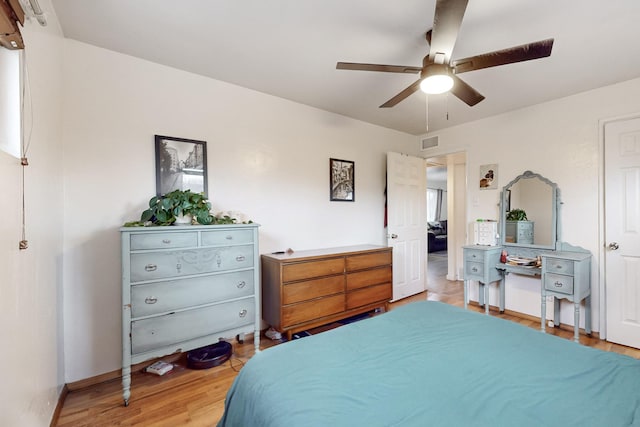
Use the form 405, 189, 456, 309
421, 76, 640, 331
0, 8, 65, 427
61, 40, 418, 382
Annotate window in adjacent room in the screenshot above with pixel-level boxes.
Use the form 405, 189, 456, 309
427, 188, 444, 222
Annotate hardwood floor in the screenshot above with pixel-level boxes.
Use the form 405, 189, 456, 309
55, 255, 640, 426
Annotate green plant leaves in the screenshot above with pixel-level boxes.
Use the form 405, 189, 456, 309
506, 208, 528, 221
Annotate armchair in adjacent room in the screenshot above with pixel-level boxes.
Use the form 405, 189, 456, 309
427, 220, 447, 253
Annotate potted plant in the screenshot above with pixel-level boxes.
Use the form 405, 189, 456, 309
141, 189, 214, 225
506, 208, 528, 221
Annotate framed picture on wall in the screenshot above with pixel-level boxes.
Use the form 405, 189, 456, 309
155, 135, 208, 197
330, 158, 355, 202
479, 164, 498, 190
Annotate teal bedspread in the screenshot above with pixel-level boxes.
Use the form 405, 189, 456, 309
218, 301, 640, 426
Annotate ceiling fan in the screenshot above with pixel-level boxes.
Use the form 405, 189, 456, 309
336, 0, 554, 108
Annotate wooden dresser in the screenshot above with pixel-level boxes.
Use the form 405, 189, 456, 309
262, 245, 392, 339
120, 224, 260, 406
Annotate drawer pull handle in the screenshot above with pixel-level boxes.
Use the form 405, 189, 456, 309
472, 254, 477, 258
239, 309, 248, 318
554, 281, 563, 287
145, 264, 157, 272
236, 255, 246, 262
556, 265, 563, 269
471, 267, 478, 272
237, 281, 246, 288
145, 297, 158, 304
226, 235, 233, 240
162, 239, 171, 244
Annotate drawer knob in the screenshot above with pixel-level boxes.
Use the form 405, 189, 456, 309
236, 255, 246, 262
471, 267, 478, 272
162, 239, 171, 244
237, 281, 246, 289
239, 309, 248, 318
226, 235, 233, 240
554, 281, 563, 287
144, 264, 157, 272
556, 265, 563, 269
145, 297, 158, 304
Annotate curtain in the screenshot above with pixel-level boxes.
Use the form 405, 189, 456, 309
427, 188, 445, 222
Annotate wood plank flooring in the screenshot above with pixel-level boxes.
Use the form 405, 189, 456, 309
55, 254, 640, 426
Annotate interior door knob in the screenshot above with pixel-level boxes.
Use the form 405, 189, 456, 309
608, 242, 619, 250
389, 233, 398, 239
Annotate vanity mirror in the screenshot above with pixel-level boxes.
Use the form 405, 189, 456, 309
499, 171, 559, 250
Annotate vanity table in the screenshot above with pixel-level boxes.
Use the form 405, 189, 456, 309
466, 171, 592, 342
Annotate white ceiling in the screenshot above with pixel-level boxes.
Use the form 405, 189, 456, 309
49, 0, 640, 135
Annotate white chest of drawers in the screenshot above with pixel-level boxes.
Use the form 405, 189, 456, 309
120, 224, 260, 406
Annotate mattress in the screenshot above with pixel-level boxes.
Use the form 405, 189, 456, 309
218, 301, 640, 426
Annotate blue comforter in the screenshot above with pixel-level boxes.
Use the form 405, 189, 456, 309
218, 301, 640, 426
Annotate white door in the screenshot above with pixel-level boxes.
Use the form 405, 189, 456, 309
386, 152, 426, 301
605, 117, 640, 348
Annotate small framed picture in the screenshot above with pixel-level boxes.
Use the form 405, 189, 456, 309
155, 135, 208, 197
479, 164, 498, 190
330, 158, 355, 202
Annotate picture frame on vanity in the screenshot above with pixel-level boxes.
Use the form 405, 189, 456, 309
155, 135, 208, 197
330, 158, 355, 202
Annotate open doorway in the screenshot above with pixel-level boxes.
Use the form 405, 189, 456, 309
425, 151, 467, 297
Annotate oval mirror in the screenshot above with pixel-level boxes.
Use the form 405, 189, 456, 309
500, 171, 559, 250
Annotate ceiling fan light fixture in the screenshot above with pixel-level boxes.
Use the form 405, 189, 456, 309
420, 64, 453, 94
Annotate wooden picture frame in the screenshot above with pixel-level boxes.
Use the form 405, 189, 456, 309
330, 158, 355, 202
155, 135, 208, 197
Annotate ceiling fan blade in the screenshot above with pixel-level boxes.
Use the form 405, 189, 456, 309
337, 62, 421, 74
380, 79, 422, 108
450, 75, 484, 106
453, 38, 554, 73
429, 0, 469, 64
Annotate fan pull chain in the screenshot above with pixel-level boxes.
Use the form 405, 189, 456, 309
446, 93, 449, 121
425, 94, 429, 133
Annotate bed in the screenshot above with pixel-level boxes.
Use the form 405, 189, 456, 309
218, 301, 640, 426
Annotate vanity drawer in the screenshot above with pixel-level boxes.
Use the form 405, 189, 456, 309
131, 298, 255, 355
130, 245, 254, 282
545, 273, 574, 295
546, 259, 574, 275
130, 270, 255, 318
201, 229, 254, 246
130, 232, 198, 250
465, 261, 485, 278
464, 250, 485, 262
283, 275, 344, 305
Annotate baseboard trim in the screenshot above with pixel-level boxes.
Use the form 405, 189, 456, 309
66, 351, 185, 391
49, 384, 68, 427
